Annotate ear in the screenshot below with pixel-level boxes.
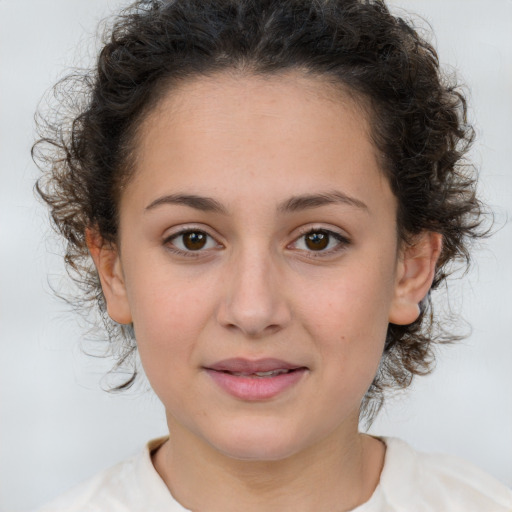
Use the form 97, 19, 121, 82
389, 232, 443, 325
86, 228, 133, 325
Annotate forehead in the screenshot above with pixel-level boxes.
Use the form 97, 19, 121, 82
126, 71, 391, 214
141, 71, 372, 149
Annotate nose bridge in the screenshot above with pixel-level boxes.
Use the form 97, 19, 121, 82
217, 240, 290, 337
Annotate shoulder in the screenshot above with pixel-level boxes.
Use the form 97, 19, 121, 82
34, 437, 186, 512
378, 437, 512, 512
35, 459, 131, 512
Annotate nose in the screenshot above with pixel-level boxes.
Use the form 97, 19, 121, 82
216, 246, 292, 338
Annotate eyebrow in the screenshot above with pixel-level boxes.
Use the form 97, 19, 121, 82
145, 194, 229, 214
145, 190, 368, 215
277, 191, 368, 214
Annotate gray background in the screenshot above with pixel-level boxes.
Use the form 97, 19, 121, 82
1, 0, 511, 510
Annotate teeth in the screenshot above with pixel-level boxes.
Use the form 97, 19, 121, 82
229, 369, 291, 377
254, 369, 290, 377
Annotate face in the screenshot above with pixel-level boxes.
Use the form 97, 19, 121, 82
97, 72, 426, 461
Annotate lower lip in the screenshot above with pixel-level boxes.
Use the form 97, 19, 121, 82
205, 369, 307, 401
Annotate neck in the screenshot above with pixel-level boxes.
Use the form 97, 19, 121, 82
152, 417, 385, 512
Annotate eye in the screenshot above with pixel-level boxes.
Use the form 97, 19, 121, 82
165, 229, 219, 253
291, 229, 350, 254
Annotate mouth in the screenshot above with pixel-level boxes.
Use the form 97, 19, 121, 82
205, 357, 306, 374
219, 368, 299, 378
203, 358, 308, 400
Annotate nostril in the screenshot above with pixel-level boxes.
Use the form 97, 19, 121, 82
215, 271, 292, 336
222, 321, 283, 339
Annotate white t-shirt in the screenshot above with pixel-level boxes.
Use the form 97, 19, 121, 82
36, 436, 512, 512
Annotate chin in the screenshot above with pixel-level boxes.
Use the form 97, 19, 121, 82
203, 417, 315, 462
215, 438, 301, 462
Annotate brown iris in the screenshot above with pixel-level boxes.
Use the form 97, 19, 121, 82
305, 231, 329, 251
182, 231, 207, 250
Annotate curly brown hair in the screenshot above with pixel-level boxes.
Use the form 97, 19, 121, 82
33, 0, 486, 424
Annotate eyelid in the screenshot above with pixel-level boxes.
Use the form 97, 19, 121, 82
288, 225, 351, 256
163, 225, 223, 256
162, 223, 221, 241
291, 224, 351, 242
161, 224, 350, 259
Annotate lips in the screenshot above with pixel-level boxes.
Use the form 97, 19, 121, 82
204, 358, 308, 400
227, 369, 292, 377
205, 357, 305, 374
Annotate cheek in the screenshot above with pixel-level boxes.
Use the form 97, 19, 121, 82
124, 265, 218, 377
295, 261, 394, 376
301, 265, 393, 339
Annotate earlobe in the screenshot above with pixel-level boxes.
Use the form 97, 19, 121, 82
85, 228, 133, 325
388, 232, 442, 326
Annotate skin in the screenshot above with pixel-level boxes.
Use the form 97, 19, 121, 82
88, 71, 441, 511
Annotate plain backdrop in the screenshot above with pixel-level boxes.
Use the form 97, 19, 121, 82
1, 0, 511, 510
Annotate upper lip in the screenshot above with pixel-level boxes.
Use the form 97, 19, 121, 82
205, 358, 306, 373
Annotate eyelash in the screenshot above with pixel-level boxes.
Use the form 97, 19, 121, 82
289, 227, 351, 258
163, 227, 351, 258
163, 228, 222, 258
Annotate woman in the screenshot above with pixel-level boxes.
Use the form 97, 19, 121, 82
31, 0, 511, 510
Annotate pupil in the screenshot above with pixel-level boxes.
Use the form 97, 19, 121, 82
305, 231, 329, 250
184, 232, 206, 250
